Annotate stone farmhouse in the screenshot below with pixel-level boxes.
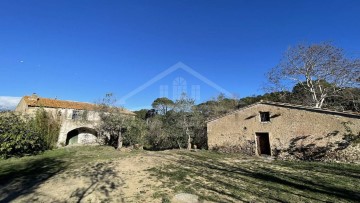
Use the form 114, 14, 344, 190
207, 101, 360, 160
15, 94, 135, 146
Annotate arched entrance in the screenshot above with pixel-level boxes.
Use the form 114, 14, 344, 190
66, 127, 98, 145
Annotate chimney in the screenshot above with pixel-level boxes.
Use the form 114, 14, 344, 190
31, 93, 39, 101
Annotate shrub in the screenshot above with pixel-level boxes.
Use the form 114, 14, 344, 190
123, 118, 147, 147
144, 116, 185, 150
0, 109, 61, 158
30, 108, 61, 150
0, 112, 43, 158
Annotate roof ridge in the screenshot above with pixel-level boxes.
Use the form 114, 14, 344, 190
207, 100, 360, 123
261, 100, 360, 116
24, 95, 92, 104
22, 95, 135, 115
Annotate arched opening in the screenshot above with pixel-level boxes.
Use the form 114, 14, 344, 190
66, 127, 98, 145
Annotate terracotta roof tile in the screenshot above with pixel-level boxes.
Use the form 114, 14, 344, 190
22, 96, 135, 115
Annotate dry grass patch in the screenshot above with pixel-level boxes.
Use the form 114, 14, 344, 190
1, 147, 359, 202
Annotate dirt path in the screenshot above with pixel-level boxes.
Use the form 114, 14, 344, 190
13, 151, 176, 203
3, 149, 359, 203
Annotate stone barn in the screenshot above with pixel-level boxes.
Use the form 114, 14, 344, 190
15, 94, 135, 146
207, 101, 360, 161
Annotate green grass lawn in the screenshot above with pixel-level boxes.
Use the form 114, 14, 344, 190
1, 146, 360, 202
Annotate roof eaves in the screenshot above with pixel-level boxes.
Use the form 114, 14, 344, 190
206, 102, 262, 123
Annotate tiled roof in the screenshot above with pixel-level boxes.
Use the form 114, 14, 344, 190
207, 100, 360, 123
22, 96, 135, 115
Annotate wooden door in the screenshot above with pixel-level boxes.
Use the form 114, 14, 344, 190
256, 133, 271, 155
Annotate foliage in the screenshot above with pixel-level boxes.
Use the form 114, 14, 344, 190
97, 93, 147, 149
145, 94, 207, 150
197, 94, 240, 120
324, 87, 360, 112
238, 91, 292, 107
173, 95, 196, 150
151, 97, 174, 115
0, 109, 61, 158
123, 117, 148, 146
189, 106, 207, 149
96, 94, 127, 149
0, 112, 42, 158
134, 109, 149, 120
145, 116, 169, 150
145, 115, 182, 150
239, 85, 360, 113
30, 108, 61, 150
97, 109, 131, 149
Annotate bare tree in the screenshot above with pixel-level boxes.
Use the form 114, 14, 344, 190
268, 42, 360, 108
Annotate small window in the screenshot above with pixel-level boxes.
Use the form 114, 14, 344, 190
72, 110, 81, 120
260, 112, 270, 122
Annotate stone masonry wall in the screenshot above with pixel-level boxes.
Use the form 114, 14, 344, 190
207, 104, 360, 162
21, 107, 101, 147
58, 119, 99, 146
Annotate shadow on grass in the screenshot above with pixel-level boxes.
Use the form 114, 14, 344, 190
0, 157, 67, 202
0, 146, 127, 203
275, 160, 360, 179
149, 152, 360, 202
67, 162, 126, 203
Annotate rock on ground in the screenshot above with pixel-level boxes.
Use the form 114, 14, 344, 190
172, 193, 199, 203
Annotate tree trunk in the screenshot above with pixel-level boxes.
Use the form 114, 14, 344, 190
177, 141, 182, 150
314, 96, 326, 108
186, 127, 191, 150
117, 130, 123, 150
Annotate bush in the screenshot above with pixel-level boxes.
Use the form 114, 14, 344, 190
0, 109, 61, 158
123, 118, 147, 147
0, 112, 43, 158
144, 117, 184, 150
30, 108, 61, 150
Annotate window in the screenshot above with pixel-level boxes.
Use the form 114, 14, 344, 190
260, 112, 270, 122
173, 77, 187, 100
72, 110, 81, 120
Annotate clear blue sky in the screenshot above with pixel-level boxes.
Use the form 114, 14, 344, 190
1, 0, 360, 110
